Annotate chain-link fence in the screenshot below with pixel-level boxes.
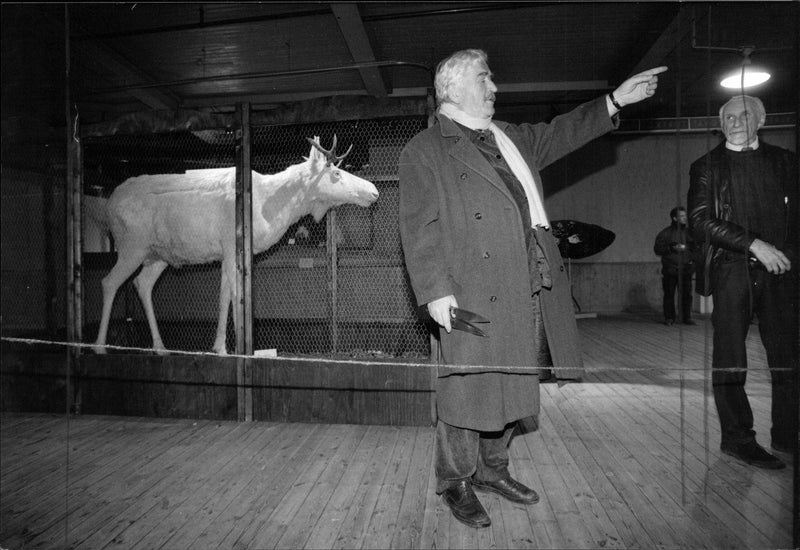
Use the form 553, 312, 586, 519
80, 116, 430, 359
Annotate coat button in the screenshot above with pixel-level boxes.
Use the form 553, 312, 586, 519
483, 252, 491, 259
490, 296, 497, 302
474, 212, 482, 219
560, 265, 565, 272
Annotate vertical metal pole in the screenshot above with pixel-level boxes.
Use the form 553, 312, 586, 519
329, 210, 339, 352
65, 7, 75, 407
673, 6, 688, 507
792, 7, 799, 547
45, 167, 59, 337
65, 5, 83, 416
72, 130, 84, 352
63, 6, 79, 545
426, 87, 438, 426
234, 102, 253, 421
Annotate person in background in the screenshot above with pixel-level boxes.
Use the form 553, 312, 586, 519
398, 48, 666, 528
653, 206, 696, 325
687, 94, 798, 470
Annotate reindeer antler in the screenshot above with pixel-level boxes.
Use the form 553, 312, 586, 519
307, 135, 354, 167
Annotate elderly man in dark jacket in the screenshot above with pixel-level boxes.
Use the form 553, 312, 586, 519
687, 94, 798, 471
398, 48, 666, 528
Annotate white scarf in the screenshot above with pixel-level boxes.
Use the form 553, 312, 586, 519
439, 102, 549, 228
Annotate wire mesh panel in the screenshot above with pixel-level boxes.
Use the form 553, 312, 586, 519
1, 157, 66, 339
251, 118, 429, 358
81, 116, 430, 358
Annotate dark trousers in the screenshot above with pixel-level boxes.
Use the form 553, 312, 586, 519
661, 267, 694, 322
435, 420, 515, 494
711, 262, 798, 447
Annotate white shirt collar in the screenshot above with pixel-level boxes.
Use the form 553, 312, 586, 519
726, 137, 760, 152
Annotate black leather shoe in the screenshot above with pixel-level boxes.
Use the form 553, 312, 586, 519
473, 476, 540, 504
721, 441, 786, 469
664, 319, 674, 326
772, 441, 794, 455
683, 319, 697, 325
441, 480, 491, 528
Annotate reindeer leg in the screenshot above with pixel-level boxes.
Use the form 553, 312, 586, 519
133, 260, 169, 355
94, 250, 147, 354
212, 257, 235, 355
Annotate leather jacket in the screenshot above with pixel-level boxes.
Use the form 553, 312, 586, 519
687, 141, 797, 294
654, 222, 695, 273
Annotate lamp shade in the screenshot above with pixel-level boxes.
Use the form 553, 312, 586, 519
720, 68, 771, 89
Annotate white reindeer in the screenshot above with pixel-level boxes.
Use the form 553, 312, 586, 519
90, 136, 378, 355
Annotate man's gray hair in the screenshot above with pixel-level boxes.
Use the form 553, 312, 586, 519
719, 95, 766, 123
434, 49, 488, 107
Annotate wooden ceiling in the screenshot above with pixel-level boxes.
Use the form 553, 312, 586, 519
2, 2, 798, 128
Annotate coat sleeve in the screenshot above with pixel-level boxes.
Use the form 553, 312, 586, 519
398, 140, 460, 307
653, 227, 671, 257
515, 95, 619, 169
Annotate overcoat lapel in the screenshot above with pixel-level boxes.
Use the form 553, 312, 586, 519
439, 116, 516, 204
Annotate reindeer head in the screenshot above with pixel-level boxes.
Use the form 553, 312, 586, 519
305, 135, 379, 220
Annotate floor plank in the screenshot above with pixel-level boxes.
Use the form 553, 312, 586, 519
303, 425, 383, 549
191, 422, 321, 550
272, 425, 367, 550
330, 426, 400, 549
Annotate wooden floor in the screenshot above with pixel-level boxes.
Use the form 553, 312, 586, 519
1, 313, 795, 549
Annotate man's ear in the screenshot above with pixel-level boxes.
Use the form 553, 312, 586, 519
448, 82, 463, 104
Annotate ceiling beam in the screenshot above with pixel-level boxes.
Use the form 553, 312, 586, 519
628, 5, 694, 77
72, 40, 180, 111
181, 89, 398, 110
330, 3, 389, 98
176, 80, 610, 111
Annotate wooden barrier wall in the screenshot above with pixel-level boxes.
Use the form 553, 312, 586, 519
0, 343, 435, 426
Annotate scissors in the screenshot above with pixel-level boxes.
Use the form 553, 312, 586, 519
450, 307, 490, 337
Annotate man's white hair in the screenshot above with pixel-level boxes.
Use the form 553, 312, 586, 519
434, 49, 488, 107
719, 95, 766, 124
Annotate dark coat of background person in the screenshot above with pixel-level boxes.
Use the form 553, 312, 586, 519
399, 96, 616, 431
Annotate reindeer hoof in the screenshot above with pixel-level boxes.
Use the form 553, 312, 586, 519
92, 343, 108, 355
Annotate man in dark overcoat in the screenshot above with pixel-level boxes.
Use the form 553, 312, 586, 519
398, 48, 666, 528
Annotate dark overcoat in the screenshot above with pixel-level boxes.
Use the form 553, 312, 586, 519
398, 96, 617, 431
